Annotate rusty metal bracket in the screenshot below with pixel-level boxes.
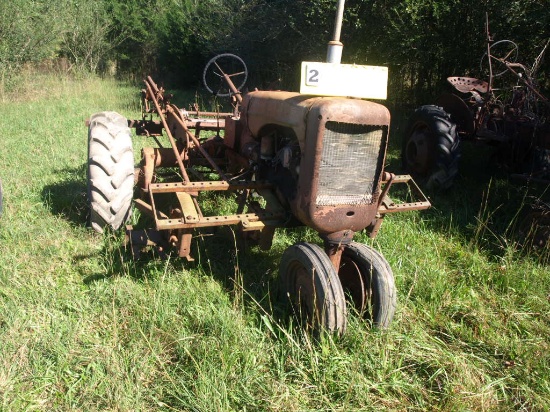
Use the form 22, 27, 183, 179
135, 180, 288, 235
165, 104, 230, 181
125, 225, 170, 260
143, 78, 191, 184
378, 174, 431, 215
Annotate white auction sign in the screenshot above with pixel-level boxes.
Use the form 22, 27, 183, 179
300, 62, 388, 100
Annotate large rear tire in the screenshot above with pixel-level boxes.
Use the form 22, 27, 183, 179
403, 105, 460, 190
280, 242, 347, 335
87, 112, 134, 233
338, 242, 396, 328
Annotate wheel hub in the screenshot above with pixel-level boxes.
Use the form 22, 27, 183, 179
406, 128, 431, 175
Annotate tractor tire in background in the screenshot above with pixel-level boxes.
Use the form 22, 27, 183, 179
87, 112, 134, 233
402, 105, 460, 190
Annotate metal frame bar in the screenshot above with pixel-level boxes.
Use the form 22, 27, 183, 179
378, 174, 431, 215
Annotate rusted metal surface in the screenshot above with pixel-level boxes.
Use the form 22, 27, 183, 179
325, 243, 345, 271
322, 230, 354, 270
402, 18, 549, 249
241, 90, 394, 236
447, 77, 489, 94
143, 78, 190, 184
130, 117, 227, 136
155, 212, 286, 231
164, 104, 229, 181
377, 174, 431, 214
435, 93, 475, 135
302, 98, 388, 225
140, 147, 182, 190
125, 225, 169, 259
435, 21, 550, 176
134, 80, 428, 261
177, 229, 194, 260
148, 180, 274, 193
121, 55, 430, 264
86, 0, 436, 335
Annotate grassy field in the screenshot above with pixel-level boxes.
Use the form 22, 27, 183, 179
0, 73, 549, 411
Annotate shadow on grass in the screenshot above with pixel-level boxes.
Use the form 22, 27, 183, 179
39, 162, 293, 327
40, 135, 547, 339
41, 163, 89, 227
74, 216, 291, 326
187, 225, 288, 317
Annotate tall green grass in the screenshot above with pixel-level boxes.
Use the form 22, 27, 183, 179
0, 74, 548, 411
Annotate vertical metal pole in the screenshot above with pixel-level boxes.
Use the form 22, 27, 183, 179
332, 0, 346, 42
485, 13, 494, 94
327, 0, 346, 63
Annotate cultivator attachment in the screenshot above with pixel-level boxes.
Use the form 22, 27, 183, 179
87, 5, 431, 335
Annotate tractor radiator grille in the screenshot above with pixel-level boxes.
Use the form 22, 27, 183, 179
316, 122, 387, 206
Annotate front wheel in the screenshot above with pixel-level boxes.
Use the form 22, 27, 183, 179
338, 242, 396, 328
87, 112, 134, 233
280, 242, 347, 335
402, 105, 460, 190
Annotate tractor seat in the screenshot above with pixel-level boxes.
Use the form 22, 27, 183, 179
447, 77, 489, 94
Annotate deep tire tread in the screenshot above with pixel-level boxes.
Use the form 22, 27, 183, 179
87, 111, 133, 233
403, 105, 460, 190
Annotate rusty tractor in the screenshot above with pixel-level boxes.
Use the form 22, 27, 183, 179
402, 17, 550, 247
403, 17, 550, 192
87, 4, 430, 334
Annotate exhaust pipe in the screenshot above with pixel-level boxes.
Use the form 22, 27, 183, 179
326, 0, 346, 63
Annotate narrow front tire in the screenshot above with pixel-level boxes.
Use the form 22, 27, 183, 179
338, 242, 396, 328
280, 242, 347, 335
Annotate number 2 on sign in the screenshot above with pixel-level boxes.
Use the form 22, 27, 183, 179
306, 67, 320, 86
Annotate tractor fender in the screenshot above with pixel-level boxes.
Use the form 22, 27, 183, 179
435, 93, 474, 135
242, 91, 312, 151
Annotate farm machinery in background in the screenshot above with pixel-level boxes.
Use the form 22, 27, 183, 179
402, 16, 550, 247
87, 1, 430, 334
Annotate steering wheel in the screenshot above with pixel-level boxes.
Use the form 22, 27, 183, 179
202, 53, 248, 97
480, 39, 519, 77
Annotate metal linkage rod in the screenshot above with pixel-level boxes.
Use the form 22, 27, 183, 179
165, 105, 230, 181
143, 80, 191, 184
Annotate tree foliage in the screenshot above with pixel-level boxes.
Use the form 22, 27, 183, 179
61, 0, 115, 73
0, 0, 70, 77
1, 0, 548, 103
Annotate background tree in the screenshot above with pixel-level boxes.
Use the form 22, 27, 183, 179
0, 0, 70, 86
1, 0, 548, 105
61, 0, 115, 73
